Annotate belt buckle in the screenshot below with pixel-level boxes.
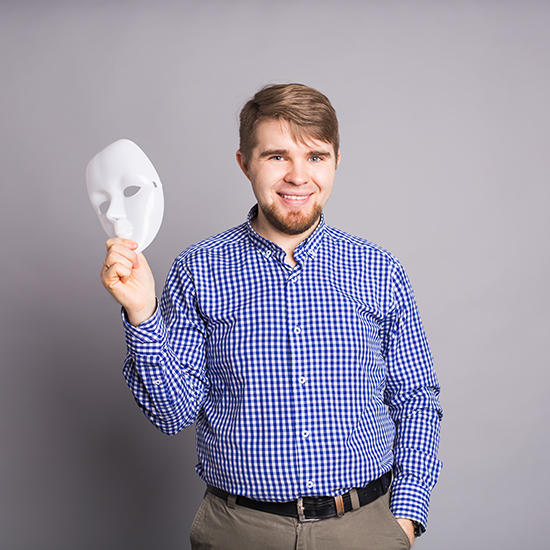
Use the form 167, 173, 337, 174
297, 497, 319, 523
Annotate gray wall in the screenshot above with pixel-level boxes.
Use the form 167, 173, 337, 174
1, 1, 549, 548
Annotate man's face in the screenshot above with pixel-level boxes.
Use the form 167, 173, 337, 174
237, 119, 340, 240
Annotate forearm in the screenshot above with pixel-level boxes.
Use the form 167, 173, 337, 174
122, 308, 209, 434
389, 399, 442, 530
123, 354, 207, 435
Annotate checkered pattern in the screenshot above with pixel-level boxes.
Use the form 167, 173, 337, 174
123, 206, 442, 529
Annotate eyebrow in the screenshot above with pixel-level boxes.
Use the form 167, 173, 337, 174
259, 149, 288, 158
308, 150, 332, 158
259, 149, 332, 159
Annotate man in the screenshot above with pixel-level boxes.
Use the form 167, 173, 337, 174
101, 83, 442, 549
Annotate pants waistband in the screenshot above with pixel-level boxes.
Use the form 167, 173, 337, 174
207, 471, 392, 522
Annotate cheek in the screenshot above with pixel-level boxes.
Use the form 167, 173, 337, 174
320, 171, 336, 191
250, 173, 274, 196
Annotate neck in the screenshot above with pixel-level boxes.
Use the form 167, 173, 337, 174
252, 210, 319, 267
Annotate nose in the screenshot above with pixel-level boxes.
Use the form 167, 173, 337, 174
284, 160, 310, 185
105, 193, 127, 222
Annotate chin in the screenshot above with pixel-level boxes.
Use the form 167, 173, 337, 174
264, 204, 322, 236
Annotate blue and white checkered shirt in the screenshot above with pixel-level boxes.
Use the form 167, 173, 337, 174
123, 206, 442, 528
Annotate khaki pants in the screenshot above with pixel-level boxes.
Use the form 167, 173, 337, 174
190, 490, 411, 550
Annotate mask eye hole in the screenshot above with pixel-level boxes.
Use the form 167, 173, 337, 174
99, 201, 109, 215
123, 185, 141, 198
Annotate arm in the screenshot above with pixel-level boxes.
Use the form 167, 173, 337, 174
382, 261, 443, 534
121, 303, 209, 434
101, 239, 209, 434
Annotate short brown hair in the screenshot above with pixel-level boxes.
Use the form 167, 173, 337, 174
238, 83, 339, 165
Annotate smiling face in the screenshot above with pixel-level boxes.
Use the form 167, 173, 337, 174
237, 118, 340, 244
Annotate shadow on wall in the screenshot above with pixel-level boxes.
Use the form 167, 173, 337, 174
2, 283, 203, 550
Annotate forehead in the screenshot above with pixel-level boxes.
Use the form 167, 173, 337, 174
86, 141, 159, 193
253, 118, 334, 155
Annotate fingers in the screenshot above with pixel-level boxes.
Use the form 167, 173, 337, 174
104, 238, 139, 268
101, 239, 138, 288
105, 238, 137, 250
102, 258, 132, 286
105, 238, 138, 257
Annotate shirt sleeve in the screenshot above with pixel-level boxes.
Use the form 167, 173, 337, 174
122, 257, 210, 435
381, 260, 443, 532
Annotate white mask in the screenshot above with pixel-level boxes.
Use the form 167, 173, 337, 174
86, 139, 164, 254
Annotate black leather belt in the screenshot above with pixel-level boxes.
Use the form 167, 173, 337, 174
207, 470, 392, 521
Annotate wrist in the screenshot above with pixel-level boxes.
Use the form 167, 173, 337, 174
126, 297, 157, 326
395, 517, 421, 546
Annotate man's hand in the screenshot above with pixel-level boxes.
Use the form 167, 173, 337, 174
395, 518, 415, 547
100, 238, 157, 326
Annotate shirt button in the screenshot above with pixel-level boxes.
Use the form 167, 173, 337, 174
299, 376, 306, 385
307, 480, 314, 489
294, 326, 302, 335
154, 379, 162, 385
302, 430, 310, 438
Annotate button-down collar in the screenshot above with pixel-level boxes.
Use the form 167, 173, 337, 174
245, 205, 326, 264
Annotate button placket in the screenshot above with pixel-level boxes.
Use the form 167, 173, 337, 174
286, 261, 313, 495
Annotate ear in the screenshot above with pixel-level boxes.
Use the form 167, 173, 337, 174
336, 150, 341, 169
236, 150, 250, 179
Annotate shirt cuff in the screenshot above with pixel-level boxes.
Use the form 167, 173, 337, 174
389, 474, 432, 533
122, 303, 168, 354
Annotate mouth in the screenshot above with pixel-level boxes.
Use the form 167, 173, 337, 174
112, 218, 134, 239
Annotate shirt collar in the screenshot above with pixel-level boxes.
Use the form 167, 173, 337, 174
246, 204, 326, 260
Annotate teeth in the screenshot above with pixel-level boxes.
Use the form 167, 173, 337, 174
281, 194, 307, 200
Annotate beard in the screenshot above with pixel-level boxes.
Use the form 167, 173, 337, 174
261, 201, 323, 236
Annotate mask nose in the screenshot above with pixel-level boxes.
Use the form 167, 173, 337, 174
105, 194, 134, 238
105, 193, 127, 223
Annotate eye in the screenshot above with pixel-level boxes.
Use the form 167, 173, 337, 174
123, 185, 141, 197
310, 156, 322, 163
99, 201, 109, 215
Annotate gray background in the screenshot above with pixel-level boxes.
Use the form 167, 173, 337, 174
1, 1, 548, 549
